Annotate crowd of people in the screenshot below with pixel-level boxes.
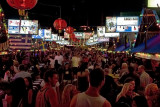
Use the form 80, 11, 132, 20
0, 47, 160, 107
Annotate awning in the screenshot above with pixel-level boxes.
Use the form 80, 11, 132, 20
131, 34, 160, 53
115, 43, 130, 51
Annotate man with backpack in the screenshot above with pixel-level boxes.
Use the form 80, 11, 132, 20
35, 70, 59, 107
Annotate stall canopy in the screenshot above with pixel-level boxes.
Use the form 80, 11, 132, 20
115, 43, 130, 51
131, 34, 160, 53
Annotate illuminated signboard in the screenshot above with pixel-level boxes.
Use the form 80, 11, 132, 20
74, 32, 83, 39
56, 36, 64, 41
8, 19, 38, 34
64, 32, 70, 39
32, 34, 44, 39
87, 38, 94, 43
84, 32, 93, 39
116, 16, 139, 32
97, 37, 109, 42
68, 32, 93, 39
56, 40, 69, 45
148, 0, 160, 7
52, 34, 58, 41
105, 33, 120, 37
86, 37, 98, 45
93, 34, 98, 42
97, 26, 105, 36
44, 34, 58, 41
106, 17, 117, 33
32, 29, 51, 39
39, 29, 51, 39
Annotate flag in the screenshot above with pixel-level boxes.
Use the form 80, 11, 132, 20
39, 41, 47, 51
9, 35, 32, 50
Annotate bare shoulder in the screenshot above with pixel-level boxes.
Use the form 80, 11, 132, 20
70, 94, 78, 107
103, 100, 112, 107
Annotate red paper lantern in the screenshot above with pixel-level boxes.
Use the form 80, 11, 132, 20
70, 33, 79, 42
65, 26, 74, 34
6, 0, 38, 10
74, 38, 80, 42
75, 38, 80, 42
70, 33, 75, 39
53, 18, 67, 31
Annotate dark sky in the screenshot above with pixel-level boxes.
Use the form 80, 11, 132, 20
0, 0, 146, 28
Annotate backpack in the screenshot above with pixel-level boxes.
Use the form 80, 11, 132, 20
35, 88, 51, 107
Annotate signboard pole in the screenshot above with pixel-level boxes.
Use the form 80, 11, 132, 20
145, 29, 148, 49
125, 33, 127, 48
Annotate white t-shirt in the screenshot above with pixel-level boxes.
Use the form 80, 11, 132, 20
140, 71, 153, 88
12, 71, 31, 80
54, 55, 63, 65
76, 92, 106, 107
49, 58, 55, 68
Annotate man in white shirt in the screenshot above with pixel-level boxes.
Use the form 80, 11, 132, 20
54, 52, 63, 65
70, 68, 111, 107
138, 65, 153, 90
71, 53, 81, 80
36, 70, 59, 107
48, 56, 55, 69
12, 64, 31, 80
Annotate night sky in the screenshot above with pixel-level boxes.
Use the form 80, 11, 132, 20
0, 0, 146, 28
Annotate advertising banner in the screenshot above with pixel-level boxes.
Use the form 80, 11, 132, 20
116, 17, 139, 32
106, 17, 117, 33
148, 0, 160, 7
8, 19, 38, 34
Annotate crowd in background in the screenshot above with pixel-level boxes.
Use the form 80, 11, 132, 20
0, 47, 160, 107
